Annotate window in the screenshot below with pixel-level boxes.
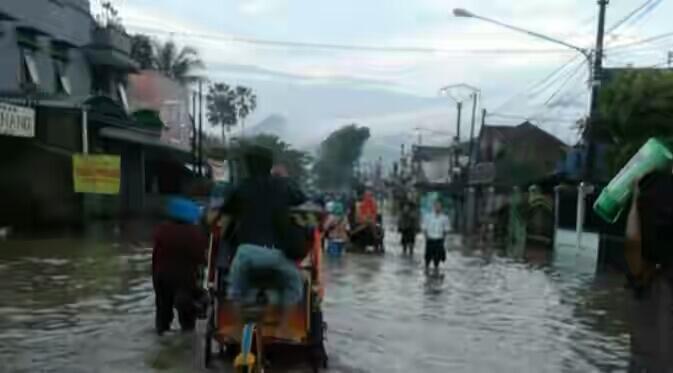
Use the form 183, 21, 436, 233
54, 61, 71, 95
21, 49, 40, 86
117, 83, 128, 112
91, 67, 110, 95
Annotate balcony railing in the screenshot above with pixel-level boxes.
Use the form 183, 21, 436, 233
91, 25, 131, 54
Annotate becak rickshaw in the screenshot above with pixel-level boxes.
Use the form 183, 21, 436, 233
194, 202, 328, 373
348, 191, 384, 253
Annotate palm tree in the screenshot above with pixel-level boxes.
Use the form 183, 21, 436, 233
206, 83, 237, 144
233, 86, 257, 135
153, 40, 204, 85
130, 34, 155, 69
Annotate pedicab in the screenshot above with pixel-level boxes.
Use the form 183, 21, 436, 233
348, 210, 385, 254
347, 191, 384, 254
194, 204, 328, 373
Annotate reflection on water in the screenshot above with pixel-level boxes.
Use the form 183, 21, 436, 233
0, 231, 631, 372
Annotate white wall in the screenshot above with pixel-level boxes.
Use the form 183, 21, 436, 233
420, 154, 451, 183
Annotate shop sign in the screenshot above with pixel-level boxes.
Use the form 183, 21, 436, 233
0, 102, 35, 138
73, 154, 121, 194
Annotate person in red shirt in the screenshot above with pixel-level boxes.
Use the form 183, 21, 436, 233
152, 198, 207, 335
357, 191, 378, 224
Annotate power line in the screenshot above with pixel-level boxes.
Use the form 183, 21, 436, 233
606, 0, 659, 34
488, 112, 580, 122
521, 62, 587, 124
128, 24, 577, 56
544, 62, 586, 106
623, 0, 663, 29
607, 31, 673, 51
491, 55, 581, 114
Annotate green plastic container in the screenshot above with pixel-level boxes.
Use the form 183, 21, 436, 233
594, 138, 673, 223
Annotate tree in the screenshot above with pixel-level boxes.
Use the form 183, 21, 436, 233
313, 124, 371, 190
128, 34, 204, 84
130, 34, 154, 69
233, 86, 257, 134
153, 40, 204, 84
97, 1, 125, 31
206, 83, 237, 144
597, 69, 673, 173
242, 134, 312, 181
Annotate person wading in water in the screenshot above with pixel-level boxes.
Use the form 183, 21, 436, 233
398, 202, 419, 255
422, 201, 450, 272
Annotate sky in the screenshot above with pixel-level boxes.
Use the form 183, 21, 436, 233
94, 0, 672, 158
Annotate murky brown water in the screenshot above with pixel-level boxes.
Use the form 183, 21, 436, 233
0, 228, 632, 372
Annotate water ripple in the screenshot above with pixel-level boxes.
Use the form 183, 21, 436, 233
0, 234, 631, 372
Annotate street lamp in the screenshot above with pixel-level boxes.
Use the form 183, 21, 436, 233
439, 84, 481, 165
452, 8, 591, 61
452, 8, 594, 97
452, 8, 473, 18
452, 6, 608, 179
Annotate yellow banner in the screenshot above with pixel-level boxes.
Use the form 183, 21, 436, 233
73, 154, 121, 195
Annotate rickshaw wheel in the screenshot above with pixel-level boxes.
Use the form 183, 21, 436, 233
193, 305, 216, 369
193, 318, 212, 369
308, 302, 328, 371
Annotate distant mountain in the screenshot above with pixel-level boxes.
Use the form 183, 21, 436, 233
207, 71, 454, 147
248, 114, 289, 138
362, 133, 408, 166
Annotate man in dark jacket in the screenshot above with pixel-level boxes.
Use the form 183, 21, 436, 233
219, 145, 307, 307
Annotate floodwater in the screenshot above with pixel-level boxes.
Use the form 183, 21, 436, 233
0, 225, 634, 372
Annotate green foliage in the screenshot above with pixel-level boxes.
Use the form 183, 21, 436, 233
241, 134, 312, 181
206, 83, 258, 144
97, 1, 125, 32
206, 83, 237, 143
313, 124, 371, 189
153, 40, 204, 84
233, 86, 257, 132
129, 34, 154, 69
131, 109, 163, 131
129, 34, 204, 84
598, 69, 673, 173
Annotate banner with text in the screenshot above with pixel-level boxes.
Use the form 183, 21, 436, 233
0, 102, 35, 138
73, 154, 121, 194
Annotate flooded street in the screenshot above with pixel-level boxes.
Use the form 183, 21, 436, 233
0, 228, 632, 372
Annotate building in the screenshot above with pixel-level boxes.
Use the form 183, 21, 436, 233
0, 0, 193, 231
410, 142, 471, 229
466, 121, 568, 236
126, 70, 197, 198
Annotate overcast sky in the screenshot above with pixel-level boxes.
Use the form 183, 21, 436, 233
97, 0, 672, 150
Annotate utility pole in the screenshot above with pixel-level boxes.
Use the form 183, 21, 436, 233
468, 92, 478, 166
584, 0, 609, 180
198, 79, 203, 177
454, 101, 463, 169
668, 51, 673, 67
191, 91, 197, 172
472, 108, 486, 166
455, 102, 463, 142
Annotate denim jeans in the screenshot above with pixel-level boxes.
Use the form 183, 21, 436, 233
228, 244, 304, 307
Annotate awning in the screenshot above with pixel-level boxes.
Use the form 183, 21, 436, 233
0, 9, 17, 21
132, 109, 165, 131
99, 126, 190, 156
84, 47, 139, 73
15, 25, 49, 36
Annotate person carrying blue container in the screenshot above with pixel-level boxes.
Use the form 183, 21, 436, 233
152, 197, 207, 335
324, 201, 349, 256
